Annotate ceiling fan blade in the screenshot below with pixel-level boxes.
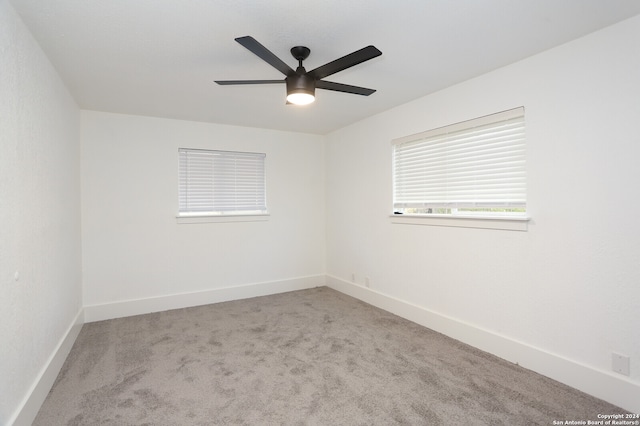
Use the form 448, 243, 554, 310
316, 80, 376, 96
215, 79, 284, 85
309, 45, 382, 80
234, 36, 294, 77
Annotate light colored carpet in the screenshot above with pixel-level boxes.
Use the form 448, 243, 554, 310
34, 287, 625, 425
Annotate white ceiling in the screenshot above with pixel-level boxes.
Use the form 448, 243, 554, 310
10, 0, 640, 135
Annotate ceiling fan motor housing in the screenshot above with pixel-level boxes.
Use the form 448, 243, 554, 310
286, 72, 315, 97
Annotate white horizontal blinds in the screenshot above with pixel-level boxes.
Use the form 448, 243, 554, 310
179, 148, 266, 214
393, 107, 525, 210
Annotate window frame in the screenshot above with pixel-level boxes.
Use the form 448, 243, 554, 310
391, 107, 530, 231
177, 148, 268, 222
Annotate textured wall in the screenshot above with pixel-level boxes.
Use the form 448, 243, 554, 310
325, 14, 640, 405
81, 111, 325, 307
0, 1, 82, 423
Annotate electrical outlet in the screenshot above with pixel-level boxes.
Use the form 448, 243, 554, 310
351, 273, 356, 283
365, 277, 370, 288
612, 353, 630, 376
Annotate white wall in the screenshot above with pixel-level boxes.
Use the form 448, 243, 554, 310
325, 15, 640, 411
81, 111, 325, 317
0, 1, 82, 424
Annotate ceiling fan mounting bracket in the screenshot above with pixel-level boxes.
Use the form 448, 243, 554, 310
290, 46, 311, 62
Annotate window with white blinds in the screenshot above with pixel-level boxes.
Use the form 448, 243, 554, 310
178, 148, 267, 215
392, 107, 526, 217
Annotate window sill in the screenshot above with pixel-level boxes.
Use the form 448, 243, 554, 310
176, 213, 270, 224
390, 214, 530, 231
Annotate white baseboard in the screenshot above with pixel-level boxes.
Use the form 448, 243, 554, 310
84, 275, 325, 323
325, 274, 640, 413
9, 308, 84, 426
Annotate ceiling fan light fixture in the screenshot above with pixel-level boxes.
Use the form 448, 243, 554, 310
286, 92, 315, 105
286, 74, 315, 105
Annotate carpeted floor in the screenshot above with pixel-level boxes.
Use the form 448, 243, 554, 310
34, 287, 625, 425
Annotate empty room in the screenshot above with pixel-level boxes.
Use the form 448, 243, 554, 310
2, 0, 640, 424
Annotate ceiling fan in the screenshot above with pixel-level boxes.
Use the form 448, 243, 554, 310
215, 36, 382, 106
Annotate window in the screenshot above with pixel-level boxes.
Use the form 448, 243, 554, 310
178, 148, 267, 216
392, 107, 526, 219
